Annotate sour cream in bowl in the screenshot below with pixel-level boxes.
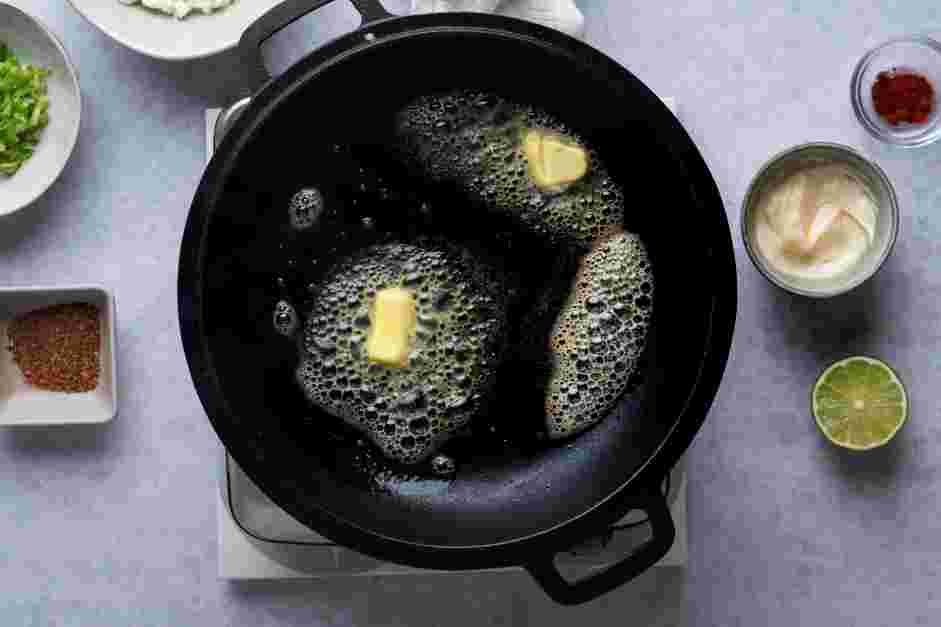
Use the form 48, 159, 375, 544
742, 143, 899, 298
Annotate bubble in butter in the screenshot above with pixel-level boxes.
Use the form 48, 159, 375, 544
751, 163, 878, 283
366, 287, 417, 368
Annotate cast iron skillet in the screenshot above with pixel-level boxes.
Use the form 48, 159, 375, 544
179, 0, 737, 605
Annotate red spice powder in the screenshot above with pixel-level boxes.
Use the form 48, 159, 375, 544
7, 303, 101, 393
872, 68, 935, 126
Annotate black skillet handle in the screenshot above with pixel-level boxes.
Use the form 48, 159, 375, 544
526, 487, 676, 606
238, 0, 393, 95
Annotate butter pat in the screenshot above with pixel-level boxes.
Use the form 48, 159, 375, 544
366, 287, 416, 368
522, 130, 589, 190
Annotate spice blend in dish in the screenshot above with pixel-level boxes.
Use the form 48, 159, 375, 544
872, 69, 935, 126
7, 303, 101, 393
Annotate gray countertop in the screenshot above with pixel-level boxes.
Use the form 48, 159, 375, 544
3, 0, 941, 625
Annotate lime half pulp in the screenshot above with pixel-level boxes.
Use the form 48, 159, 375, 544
812, 356, 908, 450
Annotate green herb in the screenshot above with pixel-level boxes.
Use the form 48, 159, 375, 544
0, 42, 50, 177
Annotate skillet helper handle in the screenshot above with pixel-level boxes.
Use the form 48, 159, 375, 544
238, 0, 393, 94
526, 487, 676, 606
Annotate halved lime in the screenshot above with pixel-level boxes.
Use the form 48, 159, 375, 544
812, 356, 908, 450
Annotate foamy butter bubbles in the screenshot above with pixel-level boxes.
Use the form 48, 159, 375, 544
273, 300, 299, 337
395, 91, 655, 440
543, 230, 654, 438
431, 454, 457, 476
289, 188, 325, 231
394, 91, 625, 249
296, 239, 510, 464
290, 92, 657, 463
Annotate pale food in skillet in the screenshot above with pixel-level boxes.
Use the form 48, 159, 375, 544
394, 91, 654, 441
394, 91, 625, 248
295, 91, 654, 465
296, 239, 511, 464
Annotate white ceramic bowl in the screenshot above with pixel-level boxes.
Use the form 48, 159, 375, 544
0, 286, 117, 425
67, 0, 283, 61
0, 3, 81, 217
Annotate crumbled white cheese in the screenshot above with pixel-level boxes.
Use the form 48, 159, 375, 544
119, 0, 235, 20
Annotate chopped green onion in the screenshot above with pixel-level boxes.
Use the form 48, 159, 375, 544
0, 42, 51, 177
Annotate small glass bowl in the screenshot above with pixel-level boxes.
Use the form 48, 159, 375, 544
851, 36, 941, 147
742, 143, 899, 298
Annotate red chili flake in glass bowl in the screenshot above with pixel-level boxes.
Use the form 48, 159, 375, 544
872, 68, 935, 126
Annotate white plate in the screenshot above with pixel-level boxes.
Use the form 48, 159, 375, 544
0, 286, 117, 426
67, 0, 283, 61
0, 3, 81, 217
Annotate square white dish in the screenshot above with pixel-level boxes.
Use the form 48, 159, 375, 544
0, 286, 117, 425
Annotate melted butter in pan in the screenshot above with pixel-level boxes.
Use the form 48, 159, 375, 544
296, 238, 510, 464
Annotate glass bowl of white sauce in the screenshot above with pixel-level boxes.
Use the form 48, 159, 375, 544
742, 143, 899, 298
